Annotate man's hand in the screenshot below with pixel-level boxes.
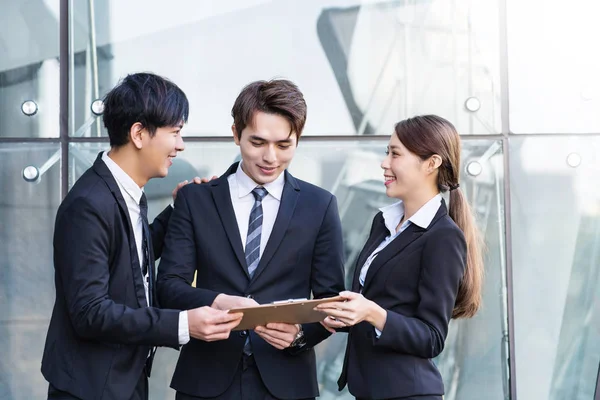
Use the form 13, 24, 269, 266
172, 177, 202, 202
187, 306, 243, 342
254, 323, 299, 350
199, 175, 218, 183
172, 176, 219, 202
211, 294, 259, 310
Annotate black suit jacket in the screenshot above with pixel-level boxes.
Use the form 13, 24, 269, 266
338, 200, 466, 399
41, 153, 180, 400
156, 162, 346, 399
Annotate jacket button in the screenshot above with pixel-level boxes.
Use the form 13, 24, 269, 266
239, 330, 248, 337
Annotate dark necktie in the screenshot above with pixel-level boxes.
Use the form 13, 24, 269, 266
139, 193, 153, 307
245, 187, 268, 277
242, 187, 268, 356
140, 193, 158, 376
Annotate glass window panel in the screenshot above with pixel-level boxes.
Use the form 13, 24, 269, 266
0, 143, 62, 398
510, 136, 600, 399
0, 0, 60, 138
69, 0, 501, 137
507, 0, 600, 134
435, 139, 508, 400
70, 138, 508, 399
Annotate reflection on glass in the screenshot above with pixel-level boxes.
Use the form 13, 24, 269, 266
69, 0, 501, 137
70, 138, 508, 400
507, 0, 600, 134
0, 143, 62, 398
320, 1, 501, 136
0, 0, 60, 138
510, 136, 600, 400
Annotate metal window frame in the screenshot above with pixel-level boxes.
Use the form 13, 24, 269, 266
498, 0, 516, 397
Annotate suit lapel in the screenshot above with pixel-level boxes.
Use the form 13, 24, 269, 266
250, 170, 300, 283
362, 199, 449, 291
362, 223, 426, 290
210, 163, 249, 278
352, 214, 387, 292
92, 152, 147, 308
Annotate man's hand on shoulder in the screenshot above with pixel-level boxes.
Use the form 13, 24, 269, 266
171, 177, 201, 202
172, 176, 219, 202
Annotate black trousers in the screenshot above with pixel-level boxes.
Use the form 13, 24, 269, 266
175, 354, 314, 400
48, 368, 148, 400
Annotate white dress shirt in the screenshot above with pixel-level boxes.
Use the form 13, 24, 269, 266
228, 162, 285, 257
102, 152, 189, 345
359, 193, 442, 337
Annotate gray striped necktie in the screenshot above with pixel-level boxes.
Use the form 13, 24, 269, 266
245, 187, 268, 277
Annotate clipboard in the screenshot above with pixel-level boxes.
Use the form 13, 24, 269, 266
228, 296, 344, 331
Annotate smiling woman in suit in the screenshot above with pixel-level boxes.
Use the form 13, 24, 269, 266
317, 115, 484, 400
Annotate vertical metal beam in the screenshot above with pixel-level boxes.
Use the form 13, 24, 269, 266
499, 0, 511, 135
87, 0, 101, 137
60, 0, 69, 199
497, 0, 516, 397
502, 137, 517, 400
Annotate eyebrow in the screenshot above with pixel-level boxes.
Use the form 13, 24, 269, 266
249, 135, 293, 144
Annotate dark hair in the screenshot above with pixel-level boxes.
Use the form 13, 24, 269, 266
231, 79, 307, 139
102, 72, 189, 147
394, 115, 484, 319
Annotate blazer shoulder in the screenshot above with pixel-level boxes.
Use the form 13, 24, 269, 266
294, 179, 339, 215
295, 178, 334, 199
178, 180, 214, 199
60, 170, 114, 217
427, 215, 466, 243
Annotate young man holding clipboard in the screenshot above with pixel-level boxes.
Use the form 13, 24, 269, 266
156, 79, 346, 400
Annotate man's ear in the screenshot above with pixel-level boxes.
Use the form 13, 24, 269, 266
232, 125, 241, 146
130, 122, 145, 149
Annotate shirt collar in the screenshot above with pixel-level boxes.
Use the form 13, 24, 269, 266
235, 162, 285, 201
101, 151, 144, 204
379, 193, 442, 235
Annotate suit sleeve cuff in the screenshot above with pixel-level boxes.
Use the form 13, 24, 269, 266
178, 311, 190, 345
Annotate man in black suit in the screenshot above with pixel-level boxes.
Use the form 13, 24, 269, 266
156, 79, 346, 399
41, 73, 242, 400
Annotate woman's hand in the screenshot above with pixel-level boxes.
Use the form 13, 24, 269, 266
320, 315, 345, 333
315, 291, 387, 331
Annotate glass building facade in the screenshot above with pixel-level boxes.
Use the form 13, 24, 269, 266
0, 1, 599, 399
